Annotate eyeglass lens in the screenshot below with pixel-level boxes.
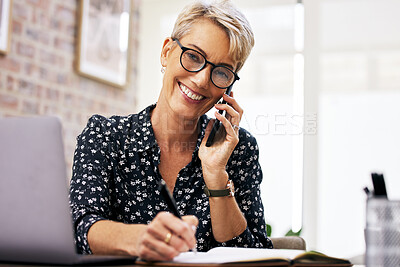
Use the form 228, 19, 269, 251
181, 49, 235, 88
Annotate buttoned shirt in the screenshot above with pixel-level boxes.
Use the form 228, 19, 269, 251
69, 104, 273, 254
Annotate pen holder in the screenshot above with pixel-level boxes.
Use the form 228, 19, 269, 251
365, 198, 400, 267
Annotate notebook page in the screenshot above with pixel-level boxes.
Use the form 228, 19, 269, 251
173, 247, 305, 263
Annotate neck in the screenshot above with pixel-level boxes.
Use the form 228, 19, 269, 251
151, 102, 199, 153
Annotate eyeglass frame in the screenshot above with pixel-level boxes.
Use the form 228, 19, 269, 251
172, 38, 240, 89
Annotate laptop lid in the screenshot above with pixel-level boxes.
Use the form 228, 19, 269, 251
0, 116, 135, 265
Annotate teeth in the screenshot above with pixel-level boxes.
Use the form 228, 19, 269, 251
180, 84, 204, 101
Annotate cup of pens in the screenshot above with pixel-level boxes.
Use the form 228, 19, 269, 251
365, 198, 400, 267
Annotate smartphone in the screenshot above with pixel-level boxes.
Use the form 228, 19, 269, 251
205, 85, 233, 147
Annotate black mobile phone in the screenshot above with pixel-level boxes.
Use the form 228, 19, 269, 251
206, 85, 233, 147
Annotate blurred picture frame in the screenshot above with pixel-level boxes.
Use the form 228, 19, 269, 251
76, 0, 132, 88
0, 0, 13, 54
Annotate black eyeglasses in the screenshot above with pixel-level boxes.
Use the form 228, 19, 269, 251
173, 38, 239, 89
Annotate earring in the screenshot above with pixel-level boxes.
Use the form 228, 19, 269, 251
161, 67, 165, 74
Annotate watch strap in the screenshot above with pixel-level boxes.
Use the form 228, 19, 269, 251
204, 180, 234, 197
204, 187, 230, 197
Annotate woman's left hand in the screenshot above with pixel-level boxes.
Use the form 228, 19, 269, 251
199, 92, 243, 189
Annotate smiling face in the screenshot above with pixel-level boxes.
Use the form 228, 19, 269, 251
159, 18, 236, 120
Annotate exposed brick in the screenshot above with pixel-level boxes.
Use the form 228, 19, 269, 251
0, 0, 139, 179
64, 93, 75, 106
75, 113, 83, 125
0, 94, 19, 110
63, 110, 73, 121
18, 79, 38, 97
43, 104, 59, 115
39, 67, 48, 80
46, 87, 60, 101
27, 0, 51, 9
16, 42, 35, 59
49, 18, 62, 31
35, 85, 45, 98
77, 96, 94, 110
12, 20, 23, 35
55, 5, 75, 24
66, 25, 76, 37
24, 62, 38, 76
39, 67, 57, 84
12, 2, 29, 21
0, 57, 21, 72
39, 49, 57, 65
57, 73, 69, 85
6, 75, 15, 91
22, 100, 40, 114
32, 8, 49, 25
57, 55, 66, 67
26, 27, 50, 45
54, 37, 74, 52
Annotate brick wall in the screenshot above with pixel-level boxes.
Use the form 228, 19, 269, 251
0, 0, 141, 180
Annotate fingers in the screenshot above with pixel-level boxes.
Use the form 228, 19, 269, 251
154, 212, 196, 250
182, 215, 199, 228
214, 94, 242, 132
223, 93, 243, 121
139, 230, 178, 261
214, 110, 239, 137
215, 111, 240, 141
163, 213, 197, 250
137, 212, 197, 261
182, 215, 198, 249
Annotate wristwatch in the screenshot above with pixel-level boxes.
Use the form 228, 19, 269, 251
204, 180, 234, 197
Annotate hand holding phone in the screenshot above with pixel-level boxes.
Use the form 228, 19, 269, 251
206, 85, 233, 147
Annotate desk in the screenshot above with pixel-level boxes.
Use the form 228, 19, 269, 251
0, 262, 360, 267
0, 264, 259, 267
0, 246, 354, 267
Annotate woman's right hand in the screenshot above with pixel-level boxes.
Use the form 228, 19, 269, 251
136, 212, 198, 261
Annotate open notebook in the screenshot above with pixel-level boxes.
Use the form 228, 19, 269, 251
0, 116, 136, 265
137, 247, 352, 266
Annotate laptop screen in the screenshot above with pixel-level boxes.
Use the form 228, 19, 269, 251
0, 116, 77, 263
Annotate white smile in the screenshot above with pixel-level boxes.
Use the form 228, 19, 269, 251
179, 83, 205, 101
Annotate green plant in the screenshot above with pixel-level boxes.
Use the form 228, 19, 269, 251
266, 223, 302, 237
285, 228, 302, 237
266, 223, 272, 237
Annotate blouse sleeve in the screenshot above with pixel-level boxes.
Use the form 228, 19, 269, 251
213, 129, 273, 249
69, 115, 115, 254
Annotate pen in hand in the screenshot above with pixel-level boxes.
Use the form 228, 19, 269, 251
158, 179, 197, 253
159, 179, 181, 219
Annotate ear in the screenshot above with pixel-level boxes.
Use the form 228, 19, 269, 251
160, 37, 174, 67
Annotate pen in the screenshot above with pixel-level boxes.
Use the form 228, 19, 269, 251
371, 172, 388, 198
158, 179, 197, 253
158, 179, 181, 218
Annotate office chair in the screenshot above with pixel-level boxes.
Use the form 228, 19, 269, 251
270, 236, 306, 250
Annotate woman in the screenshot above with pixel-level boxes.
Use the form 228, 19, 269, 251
69, 0, 273, 262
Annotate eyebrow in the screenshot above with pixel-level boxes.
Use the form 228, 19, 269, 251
188, 43, 235, 71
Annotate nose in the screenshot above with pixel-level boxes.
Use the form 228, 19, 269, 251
192, 64, 212, 89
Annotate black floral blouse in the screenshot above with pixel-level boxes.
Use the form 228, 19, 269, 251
69, 104, 273, 254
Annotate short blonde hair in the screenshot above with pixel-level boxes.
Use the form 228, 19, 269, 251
171, 0, 254, 72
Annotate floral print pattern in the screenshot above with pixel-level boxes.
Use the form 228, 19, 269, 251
69, 104, 273, 254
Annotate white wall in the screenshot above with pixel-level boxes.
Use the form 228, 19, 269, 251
313, 0, 400, 258
318, 91, 400, 258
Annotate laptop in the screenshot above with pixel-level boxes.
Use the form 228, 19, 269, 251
0, 116, 136, 265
